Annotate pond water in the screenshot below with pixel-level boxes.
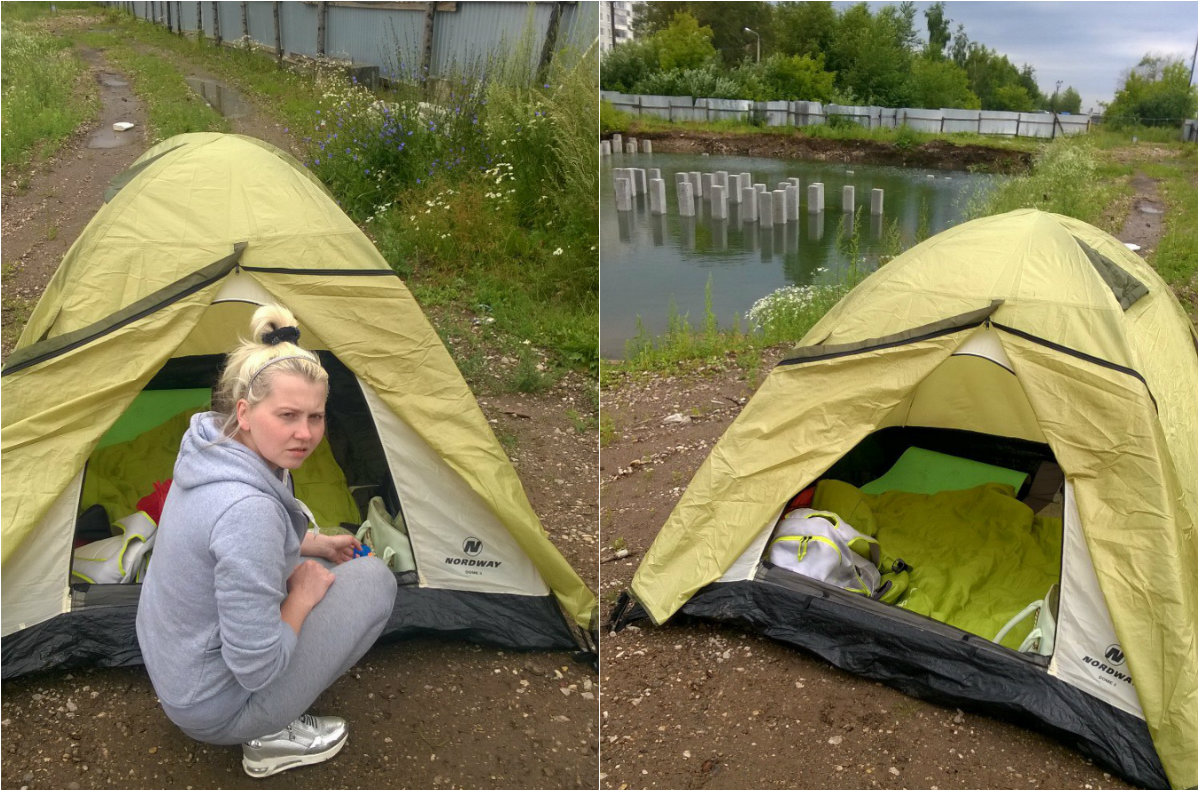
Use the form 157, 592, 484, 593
600, 152, 1002, 358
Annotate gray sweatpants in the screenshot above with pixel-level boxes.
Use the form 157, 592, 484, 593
170, 555, 397, 745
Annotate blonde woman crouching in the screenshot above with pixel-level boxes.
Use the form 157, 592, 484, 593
136, 304, 397, 778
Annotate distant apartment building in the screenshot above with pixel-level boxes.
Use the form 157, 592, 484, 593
600, 1, 634, 52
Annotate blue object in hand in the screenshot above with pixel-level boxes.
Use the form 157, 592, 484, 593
353, 543, 372, 558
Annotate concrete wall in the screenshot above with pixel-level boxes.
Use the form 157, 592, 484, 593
601, 90, 1092, 139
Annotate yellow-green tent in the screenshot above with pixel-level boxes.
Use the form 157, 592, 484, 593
621, 209, 1195, 788
2, 133, 596, 676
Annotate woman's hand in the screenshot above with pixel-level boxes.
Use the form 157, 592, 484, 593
301, 531, 362, 564
280, 560, 336, 634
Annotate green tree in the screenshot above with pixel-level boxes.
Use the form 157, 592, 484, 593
653, 11, 718, 71
774, 2, 837, 61
599, 38, 659, 92
633, 2, 774, 66
1046, 86, 1082, 114
960, 43, 1037, 110
1104, 54, 1198, 126
738, 53, 836, 102
991, 82, 1035, 112
907, 56, 979, 109
923, 1, 951, 60
827, 2, 916, 106
1059, 86, 1082, 114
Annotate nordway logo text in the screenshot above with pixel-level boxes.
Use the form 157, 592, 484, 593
444, 557, 502, 568
1081, 655, 1133, 684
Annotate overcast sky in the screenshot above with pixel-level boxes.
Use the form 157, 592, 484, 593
848, 1, 1198, 113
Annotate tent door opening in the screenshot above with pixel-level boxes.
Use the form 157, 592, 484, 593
758, 426, 1066, 659
70, 350, 413, 602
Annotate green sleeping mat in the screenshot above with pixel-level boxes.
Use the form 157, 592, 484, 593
860, 446, 1029, 496
814, 478, 1061, 652
82, 401, 362, 531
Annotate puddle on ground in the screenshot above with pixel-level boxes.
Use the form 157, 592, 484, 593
87, 126, 136, 148
87, 71, 137, 149
184, 77, 250, 119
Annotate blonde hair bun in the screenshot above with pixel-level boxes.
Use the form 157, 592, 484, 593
213, 304, 328, 434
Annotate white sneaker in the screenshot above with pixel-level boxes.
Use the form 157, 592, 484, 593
241, 713, 348, 778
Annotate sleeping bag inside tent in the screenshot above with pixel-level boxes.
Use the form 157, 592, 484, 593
1, 133, 597, 679
613, 209, 1197, 789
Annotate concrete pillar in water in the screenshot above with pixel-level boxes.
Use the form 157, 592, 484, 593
759, 191, 774, 228
688, 171, 702, 198
842, 185, 855, 213
772, 189, 787, 224
649, 178, 667, 215
786, 185, 800, 221
741, 187, 758, 222
808, 182, 825, 213
871, 188, 884, 216
600, 140, 611, 156
625, 141, 637, 154
614, 175, 633, 211
710, 184, 728, 220
715, 170, 729, 193
788, 176, 801, 191
611, 168, 628, 193
701, 173, 713, 199
648, 168, 661, 182
632, 168, 647, 195
754, 183, 767, 193
740, 173, 752, 193
729, 177, 742, 204
612, 133, 623, 151
641, 139, 653, 154
677, 180, 696, 217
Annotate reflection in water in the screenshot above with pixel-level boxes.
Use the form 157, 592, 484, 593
650, 213, 668, 247
600, 152, 1001, 357
184, 77, 250, 118
808, 212, 824, 242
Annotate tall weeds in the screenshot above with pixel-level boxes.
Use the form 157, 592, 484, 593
298, 17, 599, 376
1, 19, 98, 173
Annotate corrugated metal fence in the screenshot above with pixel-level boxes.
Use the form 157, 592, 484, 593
602, 91, 1094, 140
110, 2, 597, 82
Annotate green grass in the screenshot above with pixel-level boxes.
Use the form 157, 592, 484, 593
965, 135, 1118, 226
1144, 149, 1199, 316
23, 5, 597, 392
1, 9, 100, 173
79, 7, 324, 134
76, 30, 229, 140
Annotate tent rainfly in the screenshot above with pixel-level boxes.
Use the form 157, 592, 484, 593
2, 133, 597, 678
614, 209, 1197, 789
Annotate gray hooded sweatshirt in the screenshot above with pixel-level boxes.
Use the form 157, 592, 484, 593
136, 411, 310, 734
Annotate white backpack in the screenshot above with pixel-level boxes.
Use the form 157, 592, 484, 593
71, 511, 157, 585
769, 508, 883, 596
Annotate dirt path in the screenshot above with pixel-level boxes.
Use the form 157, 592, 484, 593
0, 38, 598, 791
595, 173, 1176, 789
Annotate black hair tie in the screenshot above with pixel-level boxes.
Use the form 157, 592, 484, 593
262, 326, 301, 345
